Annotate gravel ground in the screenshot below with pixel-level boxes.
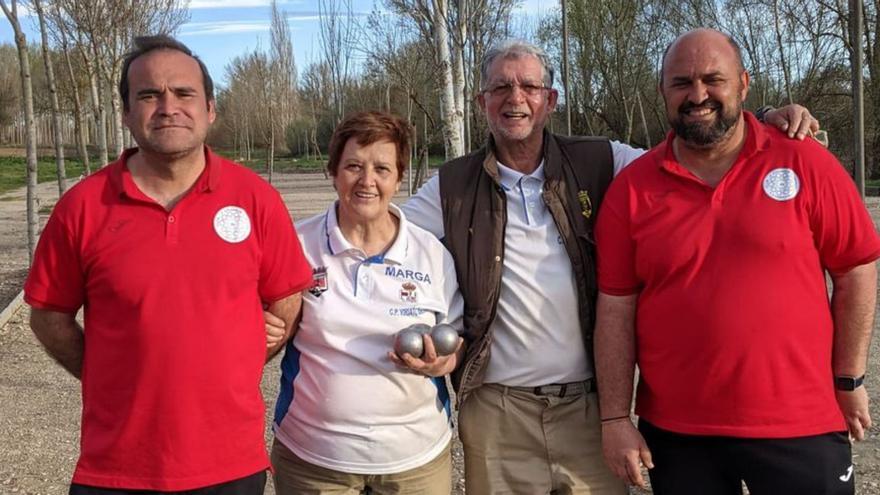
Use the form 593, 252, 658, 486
2, 172, 880, 494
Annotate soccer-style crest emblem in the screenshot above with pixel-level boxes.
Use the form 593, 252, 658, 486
399, 282, 418, 303
309, 266, 328, 297
213, 206, 251, 243
762, 168, 800, 201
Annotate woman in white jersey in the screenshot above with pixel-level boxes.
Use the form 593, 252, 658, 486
268, 111, 464, 495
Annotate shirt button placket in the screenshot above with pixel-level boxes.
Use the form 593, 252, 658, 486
166, 213, 179, 244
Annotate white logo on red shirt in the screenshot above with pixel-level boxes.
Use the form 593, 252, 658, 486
762, 168, 800, 201
213, 206, 251, 243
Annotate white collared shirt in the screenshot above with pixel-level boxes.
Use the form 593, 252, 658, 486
402, 140, 643, 386
273, 203, 463, 474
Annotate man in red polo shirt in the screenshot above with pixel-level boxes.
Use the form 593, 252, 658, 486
24, 35, 312, 494
594, 28, 880, 495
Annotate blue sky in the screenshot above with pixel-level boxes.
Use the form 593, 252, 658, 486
0, 0, 556, 86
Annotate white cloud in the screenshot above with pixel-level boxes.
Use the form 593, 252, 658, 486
188, 0, 303, 8
180, 13, 321, 36
180, 20, 271, 36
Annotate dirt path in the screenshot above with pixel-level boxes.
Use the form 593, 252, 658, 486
2, 173, 880, 494
0, 179, 73, 314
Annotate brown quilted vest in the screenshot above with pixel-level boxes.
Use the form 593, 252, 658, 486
439, 131, 614, 404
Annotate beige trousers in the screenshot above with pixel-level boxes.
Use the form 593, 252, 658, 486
458, 383, 626, 495
270, 439, 452, 495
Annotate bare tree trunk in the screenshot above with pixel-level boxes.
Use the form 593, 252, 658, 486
34, 0, 68, 195
452, 0, 466, 147
109, 64, 124, 157
772, 0, 794, 104
96, 74, 110, 165
433, 0, 464, 158
637, 91, 651, 148
268, 119, 275, 184
2, 0, 39, 262
561, 0, 572, 136
245, 123, 252, 161
319, 0, 355, 127
59, 17, 90, 174
85, 55, 109, 166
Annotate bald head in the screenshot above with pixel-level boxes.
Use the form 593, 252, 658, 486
660, 29, 744, 86
659, 28, 750, 149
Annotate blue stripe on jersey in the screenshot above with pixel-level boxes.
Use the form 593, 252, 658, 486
353, 255, 386, 297
432, 376, 452, 420
365, 254, 385, 264
274, 340, 302, 427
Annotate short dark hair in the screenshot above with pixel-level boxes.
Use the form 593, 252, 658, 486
660, 29, 745, 85
119, 35, 214, 112
327, 112, 412, 180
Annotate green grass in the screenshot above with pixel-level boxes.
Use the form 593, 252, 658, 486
238, 156, 328, 174
222, 151, 448, 175
0, 150, 449, 196
0, 156, 90, 195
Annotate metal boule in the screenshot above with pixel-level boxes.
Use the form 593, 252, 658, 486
431, 323, 460, 356
408, 323, 432, 335
394, 328, 424, 359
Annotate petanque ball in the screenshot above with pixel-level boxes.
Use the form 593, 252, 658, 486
431, 323, 460, 356
409, 323, 432, 335
394, 328, 425, 359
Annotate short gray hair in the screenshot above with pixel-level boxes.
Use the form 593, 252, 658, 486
480, 39, 554, 90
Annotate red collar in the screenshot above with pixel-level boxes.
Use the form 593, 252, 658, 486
109, 145, 222, 200
658, 111, 770, 174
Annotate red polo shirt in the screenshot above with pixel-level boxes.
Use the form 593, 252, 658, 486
25, 148, 312, 490
596, 113, 880, 438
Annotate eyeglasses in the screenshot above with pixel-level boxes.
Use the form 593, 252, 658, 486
481, 82, 549, 98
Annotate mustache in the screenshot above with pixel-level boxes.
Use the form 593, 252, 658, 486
679, 99, 721, 113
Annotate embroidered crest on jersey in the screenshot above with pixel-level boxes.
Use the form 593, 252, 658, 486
399, 282, 418, 303
762, 168, 800, 201
213, 206, 251, 243
309, 266, 328, 297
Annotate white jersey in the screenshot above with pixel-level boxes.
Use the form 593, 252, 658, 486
273, 203, 463, 474
402, 140, 644, 386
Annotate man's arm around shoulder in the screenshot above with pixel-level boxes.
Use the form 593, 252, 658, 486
30, 308, 84, 379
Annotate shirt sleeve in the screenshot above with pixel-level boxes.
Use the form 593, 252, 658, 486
401, 174, 445, 239
611, 140, 646, 177
258, 190, 314, 303
595, 176, 642, 295
808, 149, 880, 273
436, 247, 464, 330
24, 207, 84, 313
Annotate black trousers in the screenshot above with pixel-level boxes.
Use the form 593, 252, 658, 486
640, 420, 854, 495
69, 471, 266, 495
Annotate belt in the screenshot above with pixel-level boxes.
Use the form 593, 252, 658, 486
506, 378, 596, 398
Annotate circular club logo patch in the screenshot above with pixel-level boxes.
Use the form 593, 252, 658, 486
213, 206, 251, 243
762, 168, 800, 201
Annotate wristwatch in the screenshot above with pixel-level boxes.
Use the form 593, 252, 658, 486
754, 105, 775, 122
835, 374, 865, 391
